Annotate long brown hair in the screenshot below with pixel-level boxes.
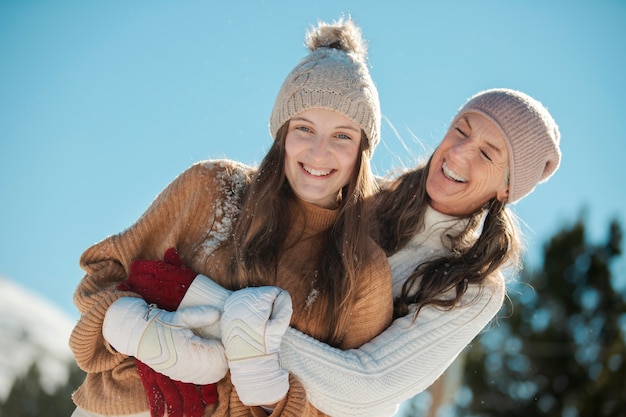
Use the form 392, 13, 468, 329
220, 123, 378, 346
374, 158, 521, 318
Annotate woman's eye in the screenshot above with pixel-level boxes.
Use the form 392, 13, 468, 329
481, 150, 492, 162
455, 127, 468, 137
336, 133, 352, 140
296, 126, 312, 133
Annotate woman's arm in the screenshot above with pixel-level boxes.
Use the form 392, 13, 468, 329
69, 161, 236, 414
279, 275, 505, 417
70, 163, 213, 371
147, 270, 503, 417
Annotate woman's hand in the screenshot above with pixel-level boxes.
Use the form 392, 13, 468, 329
221, 286, 293, 406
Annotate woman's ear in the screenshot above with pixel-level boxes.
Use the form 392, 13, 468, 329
496, 186, 509, 203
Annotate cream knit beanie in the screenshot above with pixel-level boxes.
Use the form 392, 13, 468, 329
455, 88, 561, 203
269, 18, 381, 158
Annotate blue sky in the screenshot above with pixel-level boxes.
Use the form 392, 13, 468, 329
1, 1, 625, 319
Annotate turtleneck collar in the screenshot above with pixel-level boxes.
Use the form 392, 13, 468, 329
406, 205, 470, 250
387, 205, 472, 297
290, 197, 340, 238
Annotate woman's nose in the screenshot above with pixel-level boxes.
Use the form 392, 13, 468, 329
310, 136, 329, 159
448, 139, 475, 161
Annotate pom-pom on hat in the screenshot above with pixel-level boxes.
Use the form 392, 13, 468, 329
455, 88, 561, 203
269, 18, 381, 158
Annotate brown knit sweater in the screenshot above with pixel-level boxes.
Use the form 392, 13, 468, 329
70, 160, 392, 416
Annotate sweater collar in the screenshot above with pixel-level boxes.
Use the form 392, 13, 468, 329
291, 197, 339, 237
411, 205, 471, 250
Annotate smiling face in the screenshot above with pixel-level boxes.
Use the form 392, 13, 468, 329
284, 108, 362, 209
426, 111, 510, 216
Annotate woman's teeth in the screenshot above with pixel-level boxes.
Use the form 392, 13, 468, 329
442, 162, 466, 182
303, 164, 332, 176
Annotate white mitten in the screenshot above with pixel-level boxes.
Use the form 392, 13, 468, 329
178, 274, 232, 339
221, 286, 293, 405
103, 296, 228, 384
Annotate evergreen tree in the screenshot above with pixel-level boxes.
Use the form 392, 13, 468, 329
460, 217, 626, 416
0, 362, 84, 417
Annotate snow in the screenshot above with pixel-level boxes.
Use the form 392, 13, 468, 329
0, 276, 76, 400
200, 159, 247, 253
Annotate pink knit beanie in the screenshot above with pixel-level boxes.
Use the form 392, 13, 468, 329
455, 88, 561, 203
269, 18, 381, 158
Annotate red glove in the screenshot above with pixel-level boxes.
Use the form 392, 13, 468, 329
118, 247, 197, 310
136, 360, 210, 417
117, 248, 218, 417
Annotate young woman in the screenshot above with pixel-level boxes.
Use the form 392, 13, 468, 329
69, 18, 392, 417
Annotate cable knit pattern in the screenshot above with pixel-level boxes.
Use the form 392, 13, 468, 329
70, 159, 392, 416
278, 208, 505, 417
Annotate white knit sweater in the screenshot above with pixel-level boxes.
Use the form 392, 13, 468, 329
278, 206, 506, 417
